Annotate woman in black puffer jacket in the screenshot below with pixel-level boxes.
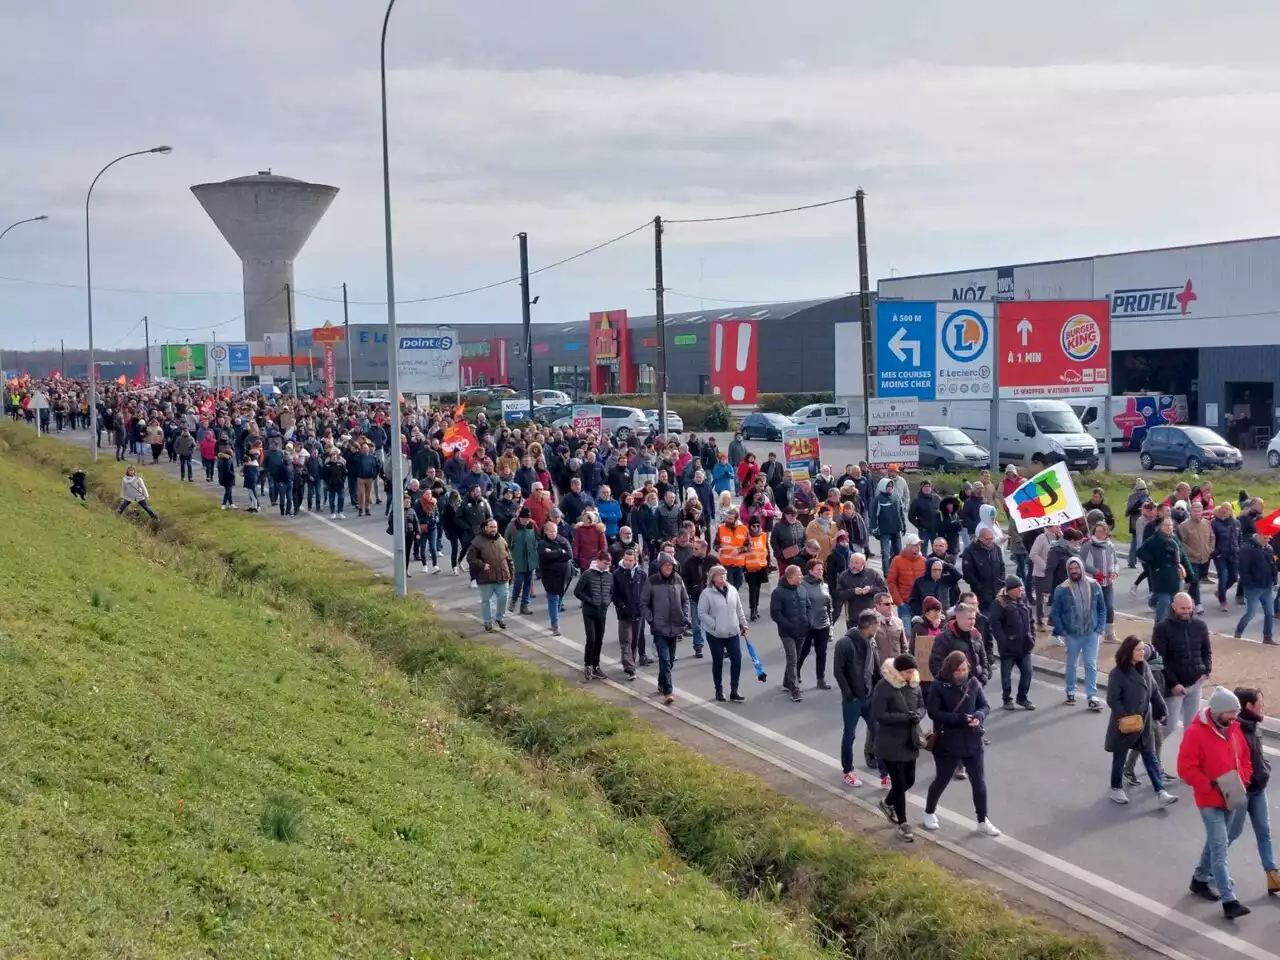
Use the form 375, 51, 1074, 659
922, 650, 999, 837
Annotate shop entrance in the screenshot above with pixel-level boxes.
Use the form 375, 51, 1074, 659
1224, 381, 1274, 448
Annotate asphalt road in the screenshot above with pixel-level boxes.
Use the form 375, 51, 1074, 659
700, 431, 1278, 475
58, 429, 1280, 960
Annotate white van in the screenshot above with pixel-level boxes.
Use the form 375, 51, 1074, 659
919, 398, 1098, 471
1070, 394, 1189, 451
790, 403, 853, 435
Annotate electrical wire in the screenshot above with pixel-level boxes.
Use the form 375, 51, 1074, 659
662, 289, 846, 305
0, 273, 338, 297
664, 194, 858, 225
298, 220, 653, 306
107, 317, 146, 350
148, 286, 288, 334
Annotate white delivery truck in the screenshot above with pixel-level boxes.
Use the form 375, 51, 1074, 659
1070, 394, 1189, 451
918, 398, 1098, 471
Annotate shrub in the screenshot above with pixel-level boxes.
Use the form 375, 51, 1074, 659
703, 399, 732, 431
757, 392, 834, 415
260, 793, 304, 842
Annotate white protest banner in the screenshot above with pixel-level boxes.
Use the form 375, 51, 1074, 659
1004, 461, 1085, 533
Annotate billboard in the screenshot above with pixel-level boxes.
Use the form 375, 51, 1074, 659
875, 301, 994, 401
459, 338, 509, 387
161, 343, 206, 378
710, 319, 759, 404
997, 300, 1110, 399
867, 397, 919, 470
396, 326, 459, 394
782, 424, 821, 481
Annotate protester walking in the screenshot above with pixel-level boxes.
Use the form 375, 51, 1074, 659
1105, 636, 1178, 806
834, 610, 887, 787
770, 565, 811, 702
1231, 688, 1280, 896
872, 653, 927, 842
1153, 592, 1213, 731
573, 551, 614, 681
612, 547, 647, 679
643, 554, 690, 705
922, 650, 1001, 836
537, 520, 573, 635
1051, 557, 1107, 710
467, 518, 514, 632
698, 564, 748, 702
1179, 686, 1254, 920
990, 576, 1036, 710
797, 558, 834, 690
1235, 532, 1277, 644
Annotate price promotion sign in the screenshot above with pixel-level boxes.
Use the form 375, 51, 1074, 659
782, 424, 821, 481
867, 398, 919, 470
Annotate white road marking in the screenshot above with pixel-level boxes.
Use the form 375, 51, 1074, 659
312, 516, 1275, 960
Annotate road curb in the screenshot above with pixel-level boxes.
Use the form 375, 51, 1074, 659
1030, 652, 1280, 741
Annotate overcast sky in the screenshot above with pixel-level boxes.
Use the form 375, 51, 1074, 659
2, 1, 1276, 352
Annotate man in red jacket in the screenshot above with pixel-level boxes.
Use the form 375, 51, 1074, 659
1178, 686, 1254, 919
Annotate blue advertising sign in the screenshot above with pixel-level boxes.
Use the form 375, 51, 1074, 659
227, 343, 251, 373
875, 301, 994, 400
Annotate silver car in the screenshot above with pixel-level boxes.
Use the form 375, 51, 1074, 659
644, 408, 684, 434
553, 404, 651, 441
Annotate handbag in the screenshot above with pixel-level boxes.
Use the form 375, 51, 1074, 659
1216, 769, 1249, 811
1117, 714, 1145, 735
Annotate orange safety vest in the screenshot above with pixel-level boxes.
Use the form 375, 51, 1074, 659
717, 522, 749, 566
743, 532, 769, 572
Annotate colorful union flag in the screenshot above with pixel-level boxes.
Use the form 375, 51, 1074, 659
1004, 462, 1085, 533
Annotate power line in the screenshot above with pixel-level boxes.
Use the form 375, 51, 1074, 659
664, 194, 858, 225
299, 220, 653, 306
662, 289, 846, 305
0, 273, 338, 297
107, 317, 145, 350
149, 286, 288, 334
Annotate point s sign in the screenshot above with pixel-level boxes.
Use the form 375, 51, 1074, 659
997, 300, 1110, 399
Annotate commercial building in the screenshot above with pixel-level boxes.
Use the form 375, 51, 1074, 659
877, 235, 1280, 443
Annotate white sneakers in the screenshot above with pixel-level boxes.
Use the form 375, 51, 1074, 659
337, 512, 347, 519
329, 513, 336, 519
1158, 790, 1180, 806
1110, 788, 1130, 804
920, 812, 999, 836
452, 567, 461, 577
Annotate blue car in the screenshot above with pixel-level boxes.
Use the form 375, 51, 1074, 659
1139, 425, 1242, 472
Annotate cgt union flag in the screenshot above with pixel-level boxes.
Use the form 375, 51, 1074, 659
1004, 462, 1086, 533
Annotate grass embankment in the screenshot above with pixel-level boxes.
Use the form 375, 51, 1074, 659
1, 423, 1108, 960
0, 445, 831, 958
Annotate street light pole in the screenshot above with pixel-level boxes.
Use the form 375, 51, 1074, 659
0, 215, 48, 244
381, 0, 407, 597
86, 145, 172, 461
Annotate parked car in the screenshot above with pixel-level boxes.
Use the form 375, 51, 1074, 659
791, 402, 852, 435
353, 389, 390, 404
917, 425, 990, 472
1139, 425, 1242, 472
553, 404, 651, 441
533, 389, 572, 406
644, 408, 684, 433
740, 412, 795, 441
1267, 433, 1280, 468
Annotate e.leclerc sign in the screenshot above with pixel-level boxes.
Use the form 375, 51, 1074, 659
875, 300, 994, 401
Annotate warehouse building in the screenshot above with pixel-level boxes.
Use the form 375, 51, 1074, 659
292, 294, 858, 401
877, 235, 1280, 445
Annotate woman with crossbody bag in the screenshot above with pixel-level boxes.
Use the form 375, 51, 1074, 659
1106, 636, 1179, 807
921, 650, 1001, 836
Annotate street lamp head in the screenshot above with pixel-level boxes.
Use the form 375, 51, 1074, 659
151, 145, 173, 155
35, 215, 49, 222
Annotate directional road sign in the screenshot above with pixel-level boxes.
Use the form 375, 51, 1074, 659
997, 300, 1110, 399
875, 301, 994, 400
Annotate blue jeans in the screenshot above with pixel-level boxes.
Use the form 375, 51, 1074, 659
1127, 536, 1138, 569
424, 524, 441, 565
546, 592, 561, 630
1000, 653, 1033, 702
1063, 633, 1099, 699
328, 487, 345, 513
840, 697, 887, 777
512, 571, 533, 607
221, 485, 234, 506
653, 634, 677, 695
1153, 592, 1174, 624
1195, 807, 1237, 903
479, 583, 509, 625
706, 633, 742, 697
897, 603, 912, 627
1014, 553, 1030, 586
880, 533, 902, 565
1237, 585, 1275, 641
690, 616, 704, 653
1110, 743, 1163, 792
1230, 791, 1278, 872
1214, 555, 1239, 604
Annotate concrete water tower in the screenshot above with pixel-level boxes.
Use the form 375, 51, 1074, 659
191, 171, 339, 343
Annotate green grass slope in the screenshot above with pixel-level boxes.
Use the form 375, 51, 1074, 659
0, 446, 831, 959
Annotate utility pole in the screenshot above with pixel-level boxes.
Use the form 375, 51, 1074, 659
143, 315, 150, 381
518, 232, 534, 414
60, 339, 65, 374
654, 215, 668, 440
855, 190, 874, 456
343, 282, 354, 396
285, 282, 297, 389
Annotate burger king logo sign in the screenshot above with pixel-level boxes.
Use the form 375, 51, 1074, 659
1061, 314, 1101, 362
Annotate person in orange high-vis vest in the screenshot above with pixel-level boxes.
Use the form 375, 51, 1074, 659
743, 516, 773, 620
717, 508, 750, 590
